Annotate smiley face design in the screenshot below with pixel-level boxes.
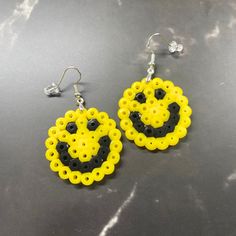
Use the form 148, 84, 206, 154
45, 108, 122, 186
118, 78, 192, 151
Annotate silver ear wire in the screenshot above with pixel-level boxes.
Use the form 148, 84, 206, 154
145, 32, 184, 82
44, 66, 85, 109
146, 32, 184, 54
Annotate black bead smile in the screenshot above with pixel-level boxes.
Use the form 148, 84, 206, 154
129, 101, 180, 138
57, 135, 111, 173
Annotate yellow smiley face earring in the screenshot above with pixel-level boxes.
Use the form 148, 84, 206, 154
44, 66, 122, 186
118, 33, 192, 151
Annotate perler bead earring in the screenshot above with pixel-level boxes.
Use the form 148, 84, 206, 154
44, 66, 122, 186
118, 33, 192, 151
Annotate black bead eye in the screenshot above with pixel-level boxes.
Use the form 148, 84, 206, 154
168, 102, 180, 113
87, 119, 100, 131
155, 88, 166, 100
56, 142, 68, 153
99, 136, 111, 147
69, 159, 81, 171
129, 112, 140, 122
144, 126, 155, 137
60, 151, 72, 165
66, 122, 77, 134
135, 92, 146, 103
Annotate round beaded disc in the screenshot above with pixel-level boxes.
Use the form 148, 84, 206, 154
118, 78, 192, 151
45, 108, 122, 186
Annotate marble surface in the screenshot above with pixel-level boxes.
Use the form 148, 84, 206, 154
1, 0, 236, 235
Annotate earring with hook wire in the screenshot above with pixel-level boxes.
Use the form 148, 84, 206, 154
44, 66, 85, 110
145, 32, 184, 82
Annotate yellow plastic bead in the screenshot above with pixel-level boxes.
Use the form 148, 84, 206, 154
97, 112, 109, 124
125, 128, 138, 140
160, 109, 170, 122
146, 97, 157, 106
45, 149, 59, 161
75, 117, 87, 128
109, 129, 122, 140
149, 107, 160, 115
75, 108, 87, 119
134, 133, 147, 147
151, 77, 163, 89
45, 137, 58, 149
163, 80, 174, 92
81, 173, 94, 186
156, 138, 169, 150
177, 95, 188, 106
164, 93, 176, 104
141, 77, 148, 84
68, 134, 78, 146
110, 140, 123, 153
107, 151, 120, 165
129, 100, 140, 111
65, 110, 77, 122
175, 126, 187, 138
87, 131, 99, 142
143, 87, 154, 97
166, 133, 179, 146
68, 146, 80, 158
58, 166, 71, 180
118, 108, 130, 119
123, 88, 135, 100
50, 159, 62, 172
87, 107, 99, 119
139, 103, 150, 113
179, 117, 191, 128
151, 117, 163, 128
104, 119, 116, 130
78, 149, 92, 162
102, 161, 115, 175
77, 128, 89, 138
120, 118, 132, 131
90, 142, 100, 155
69, 171, 81, 184
58, 130, 70, 142
180, 106, 192, 117
131, 81, 144, 93
145, 138, 157, 151
141, 112, 152, 125
56, 117, 67, 130
157, 100, 168, 110
171, 86, 183, 95
77, 138, 89, 149
48, 126, 60, 138
92, 168, 105, 182
118, 97, 130, 108
97, 125, 109, 137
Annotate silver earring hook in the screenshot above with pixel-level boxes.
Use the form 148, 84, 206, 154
44, 66, 85, 110
145, 32, 184, 82
146, 32, 161, 53
57, 66, 82, 88
146, 32, 184, 54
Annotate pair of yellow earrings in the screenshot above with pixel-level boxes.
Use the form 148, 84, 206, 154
44, 33, 192, 186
